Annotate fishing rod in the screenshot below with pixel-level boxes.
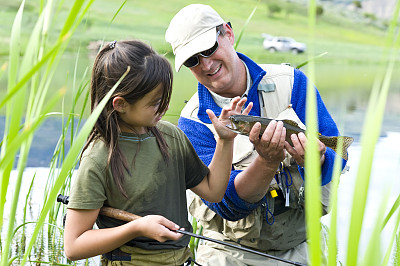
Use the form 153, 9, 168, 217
57, 194, 306, 266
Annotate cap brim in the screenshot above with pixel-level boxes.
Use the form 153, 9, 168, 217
174, 28, 217, 72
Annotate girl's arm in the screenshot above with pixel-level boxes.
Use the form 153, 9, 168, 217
191, 97, 250, 203
64, 208, 182, 261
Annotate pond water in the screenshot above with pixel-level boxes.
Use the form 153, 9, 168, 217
1, 62, 400, 264
322, 131, 400, 264
4, 131, 400, 265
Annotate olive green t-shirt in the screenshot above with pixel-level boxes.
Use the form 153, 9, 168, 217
68, 120, 209, 250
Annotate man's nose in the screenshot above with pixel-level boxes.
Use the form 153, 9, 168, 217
198, 56, 213, 70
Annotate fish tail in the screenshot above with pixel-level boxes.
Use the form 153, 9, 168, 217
323, 136, 354, 161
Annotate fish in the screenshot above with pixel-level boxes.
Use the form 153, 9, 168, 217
226, 115, 354, 161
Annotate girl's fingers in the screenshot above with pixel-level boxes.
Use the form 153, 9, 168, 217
242, 101, 253, 115
234, 96, 243, 108
206, 109, 217, 123
159, 218, 180, 231
219, 106, 231, 119
230, 96, 241, 111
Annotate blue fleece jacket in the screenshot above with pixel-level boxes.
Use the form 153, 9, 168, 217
178, 52, 345, 221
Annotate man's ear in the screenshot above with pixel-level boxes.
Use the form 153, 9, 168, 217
224, 23, 235, 45
112, 96, 126, 113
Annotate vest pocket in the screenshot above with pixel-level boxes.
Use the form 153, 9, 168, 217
222, 206, 264, 242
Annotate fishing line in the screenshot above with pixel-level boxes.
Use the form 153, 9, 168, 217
57, 194, 306, 266
174, 229, 305, 266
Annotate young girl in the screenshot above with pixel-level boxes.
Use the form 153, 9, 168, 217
64, 40, 251, 265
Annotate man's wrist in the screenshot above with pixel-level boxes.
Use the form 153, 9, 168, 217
255, 155, 281, 171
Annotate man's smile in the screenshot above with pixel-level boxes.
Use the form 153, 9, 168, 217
208, 64, 221, 76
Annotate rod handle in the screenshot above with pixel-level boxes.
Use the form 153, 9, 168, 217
99, 206, 141, 222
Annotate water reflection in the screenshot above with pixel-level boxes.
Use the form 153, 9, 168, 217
1, 90, 399, 167
4, 131, 400, 264
322, 131, 400, 264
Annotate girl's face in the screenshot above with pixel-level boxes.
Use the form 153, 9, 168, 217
118, 84, 166, 134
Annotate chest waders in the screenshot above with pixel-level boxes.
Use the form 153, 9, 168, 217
182, 64, 331, 254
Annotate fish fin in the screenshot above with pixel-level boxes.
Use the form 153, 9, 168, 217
340, 136, 354, 161
281, 119, 299, 127
324, 136, 354, 161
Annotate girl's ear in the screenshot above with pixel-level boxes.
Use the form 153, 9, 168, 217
112, 96, 126, 114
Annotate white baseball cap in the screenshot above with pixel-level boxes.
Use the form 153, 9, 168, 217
165, 4, 224, 72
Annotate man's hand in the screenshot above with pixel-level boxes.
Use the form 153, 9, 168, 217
249, 120, 286, 165
284, 132, 326, 167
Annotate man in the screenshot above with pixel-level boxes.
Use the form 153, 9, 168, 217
165, 4, 346, 265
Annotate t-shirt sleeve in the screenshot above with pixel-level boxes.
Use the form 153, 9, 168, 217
176, 127, 210, 189
67, 154, 108, 210
182, 133, 210, 189
178, 116, 262, 220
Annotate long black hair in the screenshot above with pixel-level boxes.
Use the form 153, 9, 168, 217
83, 40, 172, 197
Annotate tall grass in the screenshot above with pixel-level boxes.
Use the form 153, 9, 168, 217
304, 1, 323, 264
0, 0, 98, 264
303, 0, 400, 265
0, 0, 399, 265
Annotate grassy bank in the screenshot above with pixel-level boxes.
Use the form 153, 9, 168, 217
0, 0, 392, 120
0, 0, 388, 61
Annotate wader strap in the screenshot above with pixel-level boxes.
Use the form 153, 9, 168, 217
103, 248, 131, 261
183, 257, 202, 266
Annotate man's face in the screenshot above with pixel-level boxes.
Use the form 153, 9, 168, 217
188, 25, 244, 98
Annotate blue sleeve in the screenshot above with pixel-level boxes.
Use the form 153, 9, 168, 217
178, 117, 262, 221
291, 69, 346, 185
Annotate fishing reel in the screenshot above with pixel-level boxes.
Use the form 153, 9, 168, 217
57, 194, 69, 227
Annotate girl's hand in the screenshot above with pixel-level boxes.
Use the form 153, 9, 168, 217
133, 215, 183, 242
208, 96, 253, 140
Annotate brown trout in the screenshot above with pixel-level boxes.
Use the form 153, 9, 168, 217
226, 115, 354, 161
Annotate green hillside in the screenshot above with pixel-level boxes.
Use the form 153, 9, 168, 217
0, 0, 394, 121
0, 0, 389, 66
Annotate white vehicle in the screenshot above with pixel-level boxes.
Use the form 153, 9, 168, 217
262, 36, 306, 54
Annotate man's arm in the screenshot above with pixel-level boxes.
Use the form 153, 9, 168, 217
233, 120, 286, 203
179, 117, 285, 220
179, 117, 258, 220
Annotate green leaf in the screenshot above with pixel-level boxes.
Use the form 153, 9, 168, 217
233, 0, 259, 50
327, 140, 343, 266
305, 0, 322, 265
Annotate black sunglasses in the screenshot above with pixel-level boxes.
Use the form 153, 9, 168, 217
183, 30, 221, 68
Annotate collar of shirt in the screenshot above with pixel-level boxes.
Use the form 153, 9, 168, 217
208, 60, 252, 109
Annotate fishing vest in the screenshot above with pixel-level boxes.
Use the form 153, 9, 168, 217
182, 64, 331, 251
